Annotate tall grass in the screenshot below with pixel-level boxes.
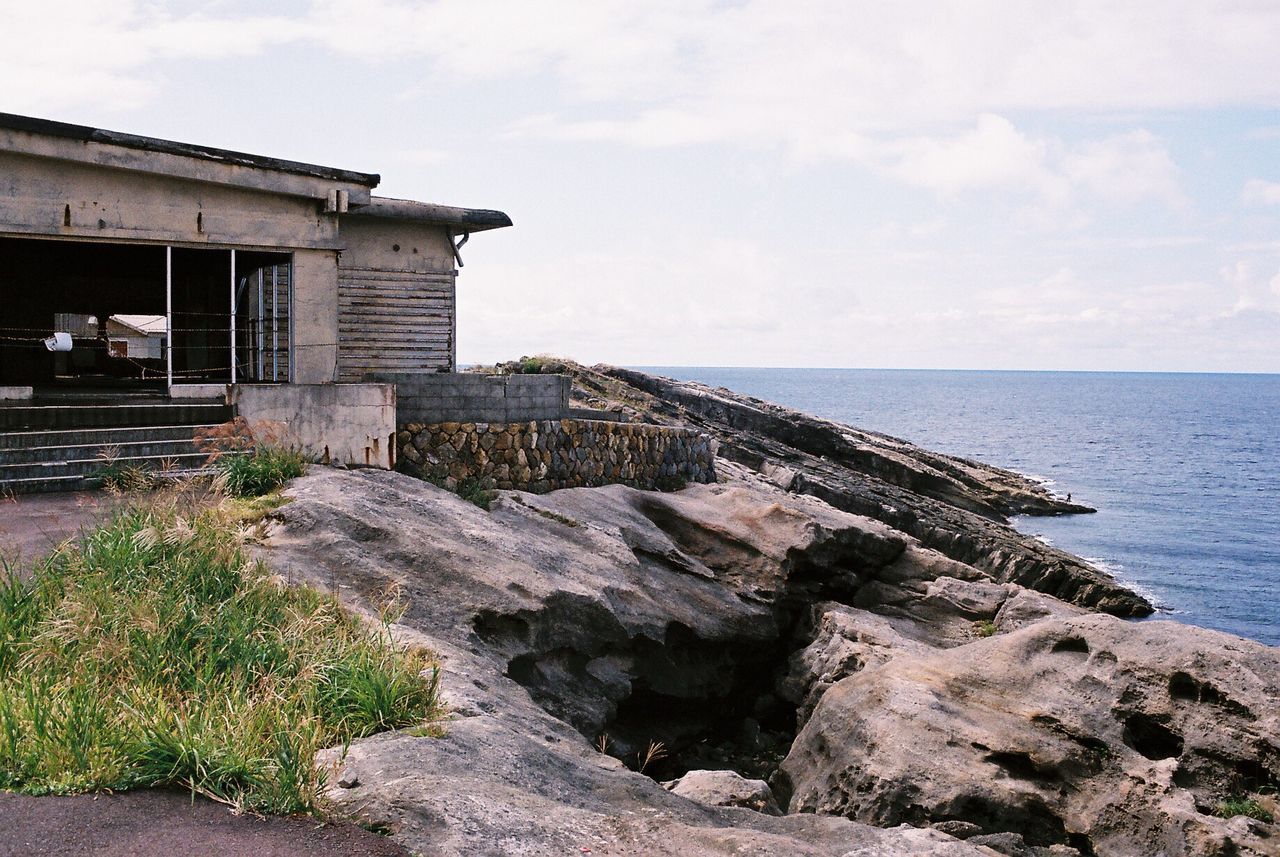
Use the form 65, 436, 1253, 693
215, 446, 307, 498
196, 417, 308, 498
0, 501, 441, 813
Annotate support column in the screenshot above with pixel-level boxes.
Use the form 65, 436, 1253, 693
230, 249, 237, 384
165, 246, 173, 389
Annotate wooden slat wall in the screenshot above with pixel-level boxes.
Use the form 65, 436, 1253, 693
337, 266, 455, 382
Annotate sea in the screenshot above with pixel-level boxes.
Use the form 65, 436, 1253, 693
640, 368, 1280, 647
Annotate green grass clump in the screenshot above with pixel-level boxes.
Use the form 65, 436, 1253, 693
93, 461, 159, 493
216, 446, 306, 498
0, 503, 441, 814
1214, 796, 1274, 823
455, 476, 496, 510
973, 620, 998, 638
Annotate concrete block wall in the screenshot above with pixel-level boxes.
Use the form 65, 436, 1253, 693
398, 419, 716, 493
373, 372, 570, 424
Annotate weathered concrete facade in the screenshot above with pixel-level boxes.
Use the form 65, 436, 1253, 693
0, 113, 510, 392
398, 419, 717, 492
230, 383, 397, 469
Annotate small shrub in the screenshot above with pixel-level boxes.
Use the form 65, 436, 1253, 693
1214, 796, 1274, 823
974, 620, 998, 638
94, 461, 158, 493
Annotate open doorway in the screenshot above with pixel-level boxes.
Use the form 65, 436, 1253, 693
0, 237, 291, 394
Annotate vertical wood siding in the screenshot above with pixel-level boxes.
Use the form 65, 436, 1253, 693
337, 266, 455, 382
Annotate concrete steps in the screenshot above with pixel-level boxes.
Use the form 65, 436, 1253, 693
0, 401, 232, 431
0, 400, 235, 494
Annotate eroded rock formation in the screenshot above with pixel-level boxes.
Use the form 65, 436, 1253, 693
268, 468, 998, 856
564, 363, 1152, 616
783, 615, 1280, 856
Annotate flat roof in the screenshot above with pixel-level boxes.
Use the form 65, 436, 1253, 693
358, 197, 513, 232
0, 112, 381, 187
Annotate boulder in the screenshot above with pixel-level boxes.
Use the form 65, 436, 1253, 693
782, 615, 1280, 857
663, 769, 782, 815
994, 587, 1087, 633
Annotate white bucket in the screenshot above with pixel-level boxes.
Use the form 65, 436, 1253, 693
43, 331, 73, 352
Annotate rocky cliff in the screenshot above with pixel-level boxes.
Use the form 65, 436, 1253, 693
566, 362, 1149, 616
255, 367, 1277, 857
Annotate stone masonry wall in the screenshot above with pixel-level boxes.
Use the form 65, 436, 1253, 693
397, 419, 716, 492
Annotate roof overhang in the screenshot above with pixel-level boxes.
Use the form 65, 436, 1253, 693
351, 196, 513, 232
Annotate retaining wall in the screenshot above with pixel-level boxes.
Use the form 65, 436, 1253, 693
398, 418, 716, 492
230, 382, 396, 469
372, 372, 569, 424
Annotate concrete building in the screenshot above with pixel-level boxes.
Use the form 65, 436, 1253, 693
0, 112, 511, 486
0, 112, 510, 393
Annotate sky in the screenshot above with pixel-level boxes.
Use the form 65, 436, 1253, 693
4, 1, 1280, 371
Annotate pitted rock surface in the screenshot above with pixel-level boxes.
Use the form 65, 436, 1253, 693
782, 615, 1280, 856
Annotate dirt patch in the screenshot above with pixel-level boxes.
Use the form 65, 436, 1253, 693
0, 790, 410, 857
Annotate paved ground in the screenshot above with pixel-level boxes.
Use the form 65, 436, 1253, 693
0, 487, 220, 572
0, 791, 411, 857
0, 490, 133, 570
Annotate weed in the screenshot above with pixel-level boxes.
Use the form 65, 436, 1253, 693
197, 418, 307, 498
1214, 796, 1274, 823
973, 620, 998, 638
636, 740, 667, 775
403, 723, 447, 739
220, 492, 293, 528
540, 509, 579, 527
595, 734, 611, 755
93, 447, 159, 493
455, 477, 496, 510
654, 475, 687, 493
0, 501, 442, 814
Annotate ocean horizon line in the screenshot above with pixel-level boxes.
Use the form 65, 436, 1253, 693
627, 365, 1280, 377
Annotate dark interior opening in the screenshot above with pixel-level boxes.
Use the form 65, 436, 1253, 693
0, 237, 291, 392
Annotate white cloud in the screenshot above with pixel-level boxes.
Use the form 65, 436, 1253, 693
9, 1, 1280, 132
1062, 131, 1184, 208
882, 114, 1064, 198
0, 2, 294, 114
1242, 179, 1280, 207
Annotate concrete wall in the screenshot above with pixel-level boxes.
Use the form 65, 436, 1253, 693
291, 249, 341, 383
377, 372, 570, 423
398, 419, 716, 492
339, 216, 456, 273
230, 383, 396, 469
0, 150, 345, 249
0, 124, 372, 208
